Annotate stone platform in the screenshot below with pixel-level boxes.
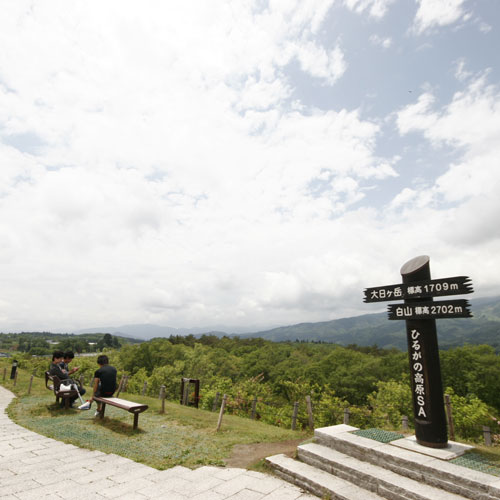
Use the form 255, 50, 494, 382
266, 424, 500, 500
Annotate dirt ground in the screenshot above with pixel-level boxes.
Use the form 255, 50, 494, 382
225, 438, 306, 468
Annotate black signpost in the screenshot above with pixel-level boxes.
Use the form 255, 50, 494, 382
10, 359, 18, 380
364, 255, 473, 449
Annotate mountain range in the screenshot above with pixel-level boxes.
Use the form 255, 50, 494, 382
75, 296, 500, 351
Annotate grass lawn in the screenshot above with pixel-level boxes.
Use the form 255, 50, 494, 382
0, 364, 310, 470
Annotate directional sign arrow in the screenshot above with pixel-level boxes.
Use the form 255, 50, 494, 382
387, 299, 472, 320
364, 276, 473, 303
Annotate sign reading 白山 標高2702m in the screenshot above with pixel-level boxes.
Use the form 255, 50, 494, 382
387, 299, 472, 320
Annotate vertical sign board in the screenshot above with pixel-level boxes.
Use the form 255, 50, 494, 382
364, 256, 473, 449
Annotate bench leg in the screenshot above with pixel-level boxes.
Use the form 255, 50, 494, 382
100, 403, 106, 419
64, 397, 70, 409
133, 413, 139, 430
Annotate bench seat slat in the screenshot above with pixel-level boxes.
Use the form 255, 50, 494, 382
93, 396, 148, 413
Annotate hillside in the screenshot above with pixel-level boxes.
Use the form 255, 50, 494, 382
241, 296, 500, 350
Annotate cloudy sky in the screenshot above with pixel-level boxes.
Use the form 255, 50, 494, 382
1, 0, 499, 333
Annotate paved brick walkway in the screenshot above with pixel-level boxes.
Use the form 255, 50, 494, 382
0, 386, 316, 499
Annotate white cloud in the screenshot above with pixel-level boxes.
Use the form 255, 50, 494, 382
344, 0, 396, 19
393, 75, 500, 254
454, 59, 472, 81
397, 76, 500, 155
389, 187, 417, 209
0, 1, 400, 331
369, 34, 393, 48
478, 22, 492, 34
295, 42, 347, 85
396, 92, 438, 136
413, 0, 468, 34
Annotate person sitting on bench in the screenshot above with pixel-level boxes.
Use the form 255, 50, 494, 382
89, 355, 117, 415
49, 350, 85, 407
60, 351, 80, 377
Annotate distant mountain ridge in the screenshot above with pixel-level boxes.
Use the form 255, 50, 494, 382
74, 296, 500, 350
74, 323, 250, 340
240, 296, 500, 350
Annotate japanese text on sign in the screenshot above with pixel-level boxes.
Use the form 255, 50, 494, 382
387, 300, 472, 320
364, 276, 473, 303
410, 329, 427, 419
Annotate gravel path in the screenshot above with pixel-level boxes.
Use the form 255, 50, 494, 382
0, 385, 316, 499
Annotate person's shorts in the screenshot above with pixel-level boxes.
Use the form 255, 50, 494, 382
95, 386, 114, 398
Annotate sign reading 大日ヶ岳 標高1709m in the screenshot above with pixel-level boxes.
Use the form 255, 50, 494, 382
363, 276, 473, 303
364, 256, 473, 449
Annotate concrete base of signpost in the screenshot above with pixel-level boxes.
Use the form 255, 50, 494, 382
390, 435, 473, 460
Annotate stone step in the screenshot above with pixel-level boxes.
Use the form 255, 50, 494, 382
315, 425, 500, 500
266, 453, 385, 500
298, 442, 466, 500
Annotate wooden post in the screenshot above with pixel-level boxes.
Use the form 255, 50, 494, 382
28, 375, 34, 395
251, 397, 257, 420
79, 374, 84, 387
444, 394, 455, 441
193, 379, 200, 408
160, 385, 166, 414
343, 407, 350, 425
183, 383, 189, 406
142, 381, 147, 396
180, 378, 185, 404
291, 402, 299, 430
483, 426, 492, 446
216, 394, 228, 432
305, 395, 314, 430
2, 367, 6, 381
402, 415, 409, 432
122, 375, 129, 392
212, 392, 220, 412
13, 369, 18, 387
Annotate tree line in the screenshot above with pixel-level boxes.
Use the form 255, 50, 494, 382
10, 335, 500, 441
0, 332, 128, 355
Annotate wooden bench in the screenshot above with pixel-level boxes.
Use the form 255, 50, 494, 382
45, 371, 78, 409
93, 396, 148, 430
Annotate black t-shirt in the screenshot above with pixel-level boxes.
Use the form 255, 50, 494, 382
94, 364, 117, 394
